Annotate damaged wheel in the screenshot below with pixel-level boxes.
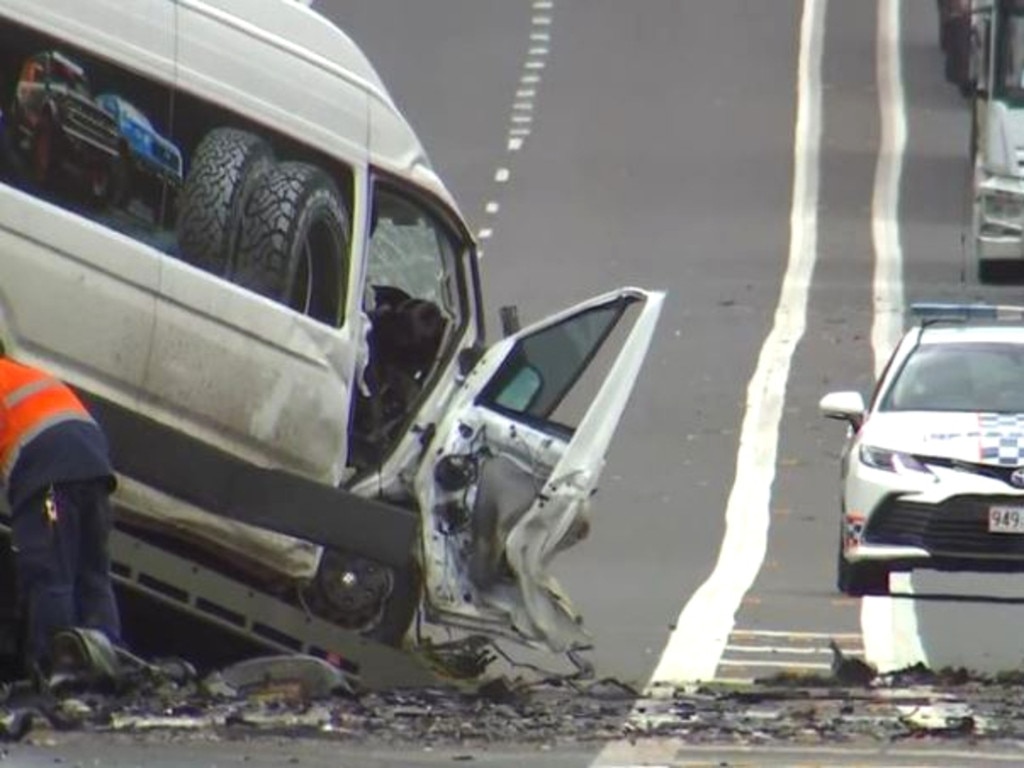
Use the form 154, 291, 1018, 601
176, 127, 274, 277
305, 549, 420, 646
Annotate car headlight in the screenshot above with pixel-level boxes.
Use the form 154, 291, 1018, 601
980, 188, 1024, 231
859, 445, 936, 480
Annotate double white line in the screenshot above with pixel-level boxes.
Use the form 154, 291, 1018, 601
644, 0, 926, 689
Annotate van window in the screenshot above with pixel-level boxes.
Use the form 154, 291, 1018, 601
0, 16, 353, 327
349, 183, 470, 471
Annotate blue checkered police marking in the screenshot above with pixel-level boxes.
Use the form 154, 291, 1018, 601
979, 414, 1024, 465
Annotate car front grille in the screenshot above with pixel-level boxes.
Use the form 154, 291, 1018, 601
865, 495, 1024, 557
65, 99, 119, 148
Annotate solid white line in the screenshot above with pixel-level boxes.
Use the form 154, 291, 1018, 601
863, 0, 929, 675
730, 628, 861, 639
718, 659, 832, 669
643, 0, 827, 687
724, 644, 860, 655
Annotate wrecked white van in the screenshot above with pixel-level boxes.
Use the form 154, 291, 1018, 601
0, 0, 663, 671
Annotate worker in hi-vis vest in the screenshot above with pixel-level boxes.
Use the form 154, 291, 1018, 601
0, 356, 121, 670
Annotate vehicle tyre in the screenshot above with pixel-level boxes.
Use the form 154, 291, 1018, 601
106, 147, 132, 209
837, 552, 890, 597
176, 127, 274, 277
978, 258, 1000, 284
304, 549, 421, 646
233, 161, 349, 324
30, 109, 61, 191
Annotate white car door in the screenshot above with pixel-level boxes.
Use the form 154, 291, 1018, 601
416, 287, 664, 652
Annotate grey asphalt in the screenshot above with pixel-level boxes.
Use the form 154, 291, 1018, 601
334, 0, 800, 689
13, 1, 1021, 765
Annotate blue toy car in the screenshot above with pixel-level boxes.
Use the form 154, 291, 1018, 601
96, 93, 183, 193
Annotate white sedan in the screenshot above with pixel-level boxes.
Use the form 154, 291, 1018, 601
820, 304, 1024, 596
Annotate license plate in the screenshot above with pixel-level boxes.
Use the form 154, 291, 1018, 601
989, 506, 1024, 534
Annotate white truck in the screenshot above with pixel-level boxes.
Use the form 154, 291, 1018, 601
965, 0, 1024, 281
0, 0, 663, 688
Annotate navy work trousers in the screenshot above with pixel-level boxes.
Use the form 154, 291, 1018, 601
11, 479, 121, 664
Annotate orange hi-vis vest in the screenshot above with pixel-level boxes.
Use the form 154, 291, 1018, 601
0, 359, 96, 484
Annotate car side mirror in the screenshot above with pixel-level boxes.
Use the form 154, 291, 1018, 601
819, 391, 866, 430
499, 305, 520, 337
457, 344, 485, 376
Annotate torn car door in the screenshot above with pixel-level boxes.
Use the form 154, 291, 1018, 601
415, 288, 665, 652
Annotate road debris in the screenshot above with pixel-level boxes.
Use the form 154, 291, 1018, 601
0, 646, 1022, 751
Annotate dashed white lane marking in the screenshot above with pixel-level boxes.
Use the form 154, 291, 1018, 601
477, 0, 554, 245
864, 0, 928, 675
717, 628, 865, 679
639, 0, 827, 687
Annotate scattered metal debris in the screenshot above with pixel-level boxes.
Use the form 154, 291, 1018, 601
0, 646, 1022, 751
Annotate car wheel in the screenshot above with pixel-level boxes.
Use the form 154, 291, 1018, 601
106, 148, 132, 209
233, 161, 349, 325
30, 111, 60, 190
176, 127, 274, 277
304, 548, 421, 646
837, 549, 890, 598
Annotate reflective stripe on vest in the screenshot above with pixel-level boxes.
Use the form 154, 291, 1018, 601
0, 365, 95, 483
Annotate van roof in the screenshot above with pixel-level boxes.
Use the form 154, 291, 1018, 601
203, 0, 394, 108
208, 0, 461, 215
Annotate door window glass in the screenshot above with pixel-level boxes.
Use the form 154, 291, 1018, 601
349, 183, 470, 471
479, 297, 636, 436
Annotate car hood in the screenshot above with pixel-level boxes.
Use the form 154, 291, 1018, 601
863, 411, 1024, 465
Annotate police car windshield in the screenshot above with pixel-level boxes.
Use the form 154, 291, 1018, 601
883, 341, 1024, 413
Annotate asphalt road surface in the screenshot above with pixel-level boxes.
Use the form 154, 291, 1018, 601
12, 0, 1024, 765
331, 0, 1024, 688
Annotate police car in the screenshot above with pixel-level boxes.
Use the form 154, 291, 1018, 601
820, 303, 1024, 596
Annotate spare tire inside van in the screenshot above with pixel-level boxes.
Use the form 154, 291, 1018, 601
176, 127, 274, 277
233, 161, 349, 325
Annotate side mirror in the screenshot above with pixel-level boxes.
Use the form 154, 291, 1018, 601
457, 344, 485, 376
819, 391, 866, 430
499, 305, 521, 337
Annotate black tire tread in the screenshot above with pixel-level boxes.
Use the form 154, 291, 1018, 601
176, 127, 273, 276
233, 161, 349, 313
